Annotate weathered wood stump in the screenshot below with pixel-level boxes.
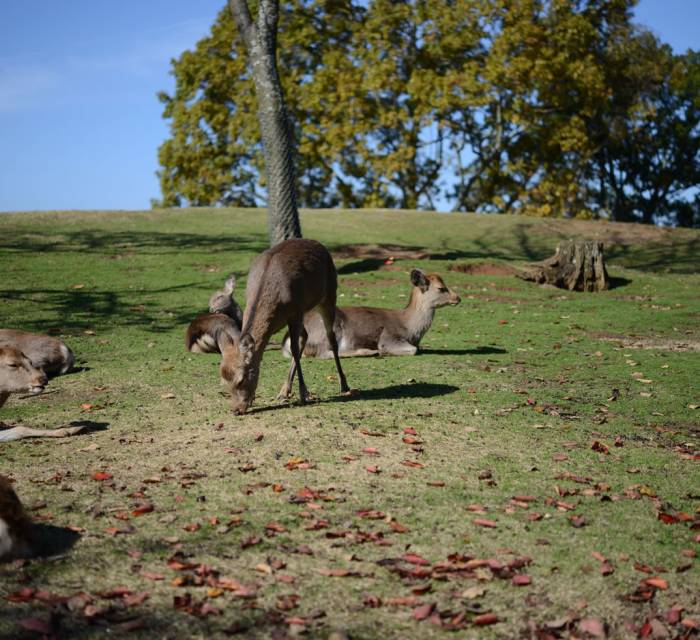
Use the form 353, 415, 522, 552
518, 241, 610, 292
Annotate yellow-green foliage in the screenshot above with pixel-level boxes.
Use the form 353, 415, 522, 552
156, 0, 700, 226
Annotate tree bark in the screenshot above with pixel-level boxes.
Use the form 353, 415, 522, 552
229, 0, 302, 246
518, 241, 610, 292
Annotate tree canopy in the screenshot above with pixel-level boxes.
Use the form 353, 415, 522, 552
156, 0, 700, 227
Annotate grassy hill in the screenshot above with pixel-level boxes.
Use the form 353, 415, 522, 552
1, 208, 698, 638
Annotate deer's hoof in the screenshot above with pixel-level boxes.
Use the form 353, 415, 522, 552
341, 388, 361, 397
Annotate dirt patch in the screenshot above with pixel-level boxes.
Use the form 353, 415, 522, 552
531, 218, 680, 246
593, 332, 700, 352
333, 243, 429, 261
449, 262, 521, 277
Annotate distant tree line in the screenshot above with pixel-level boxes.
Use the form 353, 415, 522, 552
155, 0, 700, 227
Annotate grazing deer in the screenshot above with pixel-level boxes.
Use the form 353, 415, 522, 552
220, 239, 350, 414
0, 346, 83, 442
0, 329, 74, 377
186, 274, 244, 353
0, 475, 33, 561
282, 269, 461, 359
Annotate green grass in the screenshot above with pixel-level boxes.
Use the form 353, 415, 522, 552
0, 208, 698, 639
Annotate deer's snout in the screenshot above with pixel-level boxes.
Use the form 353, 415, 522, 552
30, 370, 48, 393
449, 292, 461, 305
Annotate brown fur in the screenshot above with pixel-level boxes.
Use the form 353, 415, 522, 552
0, 329, 74, 377
0, 475, 33, 561
220, 239, 350, 414
282, 269, 461, 358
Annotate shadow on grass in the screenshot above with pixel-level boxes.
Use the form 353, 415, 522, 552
421, 346, 507, 356
334, 382, 459, 402
608, 275, 632, 289
30, 523, 82, 558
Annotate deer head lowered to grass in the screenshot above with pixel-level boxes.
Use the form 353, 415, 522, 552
186, 274, 244, 353
220, 239, 351, 414
282, 268, 461, 359
0, 346, 84, 442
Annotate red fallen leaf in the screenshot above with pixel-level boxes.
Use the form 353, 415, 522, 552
199, 603, 222, 616
412, 603, 435, 620
658, 512, 679, 524
403, 427, 418, 435
390, 520, 409, 533
665, 606, 684, 624
241, 535, 261, 548
359, 428, 383, 437
92, 471, 113, 481
634, 562, 654, 574
644, 577, 669, 590
365, 466, 381, 474
362, 447, 380, 455
527, 512, 543, 521
426, 481, 445, 487
570, 515, 587, 528
498, 319, 508, 325
5, 588, 35, 603
579, 617, 606, 637
386, 596, 418, 606
681, 618, 699, 629
265, 522, 287, 533
238, 463, 256, 472
167, 558, 197, 571
183, 523, 201, 533
19, 618, 53, 634
473, 518, 497, 528
403, 553, 430, 566
139, 570, 165, 581
591, 551, 607, 563
123, 592, 149, 607
131, 502, 154, 517
600, 563, 614, 576
512, 574, 531, 586
363, 594, 382, 608
272, 483, 284, 492
403, 436, 422, 444
467, 503, 487, 512
357, 509, 385, 519
591, 441, 609, 454
401, 460, 425, 468
474, 613, 498, 626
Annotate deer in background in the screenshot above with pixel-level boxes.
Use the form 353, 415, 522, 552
186, 274, 244, 353
0, 346, 83, 442
0, 329, 74, 377
220, 239, 350, 414
0, 475, 33, 561
282, 268, 461, 359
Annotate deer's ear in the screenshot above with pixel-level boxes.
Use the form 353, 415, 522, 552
410, 268, 429, 292
240, 334, 255, 364
223, 274, 236, 294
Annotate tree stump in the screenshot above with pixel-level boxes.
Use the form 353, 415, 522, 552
518, 241, 610, 292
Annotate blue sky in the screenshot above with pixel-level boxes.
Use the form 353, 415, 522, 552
0, 0, 697, 212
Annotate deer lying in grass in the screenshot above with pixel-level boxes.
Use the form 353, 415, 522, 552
282, 268, 461, 359
186, 274, 244, 353
0, 329, 74, 376
0, 346, 83, 442
0, 475, 33, 561
220, 239, 350, 414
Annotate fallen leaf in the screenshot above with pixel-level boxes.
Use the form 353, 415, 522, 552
473, 613, 498, 626
411, 603, 435, 621
512, 574, 531, 586
473, 518, 497, 528
644, 577, 669, 590
579, 617, 606, 637
92, 471, 113, 481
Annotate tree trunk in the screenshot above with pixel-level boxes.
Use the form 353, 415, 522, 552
518, 241, 610, 292
229, 0, 302, 246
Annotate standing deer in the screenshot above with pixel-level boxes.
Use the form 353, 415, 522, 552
282, 269, 461, 359
0, 346, 83, 442
186, 274, 244, 353
0, 329, 74, 376
220, 239, 350, 414
0, 475, 33, 561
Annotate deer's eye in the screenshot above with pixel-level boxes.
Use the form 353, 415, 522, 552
8, 363, 19, 368
438, 287, 448, 293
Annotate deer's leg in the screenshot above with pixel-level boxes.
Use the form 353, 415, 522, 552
279, 319, 310, 403
318, 304, 350, 393
0, 425, 84, 442
378, 332, 418, 356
